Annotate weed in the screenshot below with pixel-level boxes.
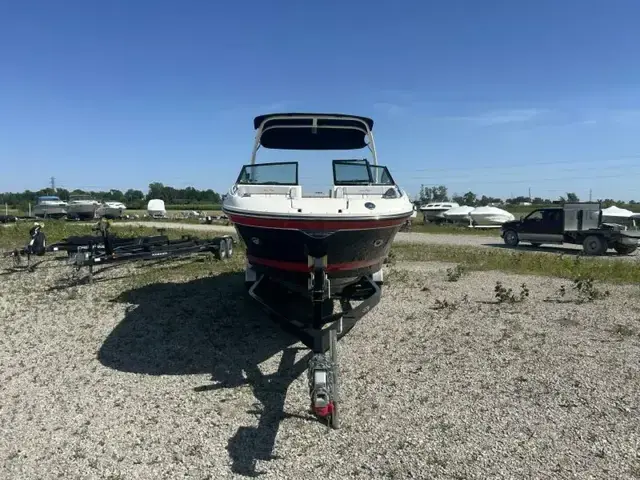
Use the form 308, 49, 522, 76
432, 298, 457, 311
572, 276, 610, 302
494, 281, 529, 303
608, 324, 636, 337
384, 250, 397, 265
445, 264, 466, 282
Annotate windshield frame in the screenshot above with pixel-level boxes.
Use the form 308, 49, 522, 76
235, 161, 299, 186
332, 159, 396, 186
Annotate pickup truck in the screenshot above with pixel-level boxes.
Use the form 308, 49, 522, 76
500, 202, 640, 256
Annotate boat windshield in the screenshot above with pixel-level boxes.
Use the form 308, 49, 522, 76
332, 160, 395, 186
236, 162, 299, 185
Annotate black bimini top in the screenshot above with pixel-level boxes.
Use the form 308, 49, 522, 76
253, 112, 374, 150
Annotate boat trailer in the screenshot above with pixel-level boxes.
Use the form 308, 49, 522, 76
4, 221, 235, 280
246, 256, 383, 429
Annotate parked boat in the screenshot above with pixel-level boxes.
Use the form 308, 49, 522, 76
419, 202, 459, 224
66, 194, 100, 220
221, 112, 414, 427
147, 199, 167, 218
442, 205, 475, 224
96, 201, 127, 219
32, 195, 68, 219
223, 112, 414, 294
469, 206, 515, 226
601, 205, 634, 225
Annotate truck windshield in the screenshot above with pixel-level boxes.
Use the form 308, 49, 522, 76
526, 210, 544, 221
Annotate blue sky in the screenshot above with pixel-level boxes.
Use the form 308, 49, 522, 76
2, 0, 640, 201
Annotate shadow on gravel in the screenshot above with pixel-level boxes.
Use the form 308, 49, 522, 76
98, 271, 314, 477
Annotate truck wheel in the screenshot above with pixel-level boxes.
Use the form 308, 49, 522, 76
613, 244, 637, 255
583, 235, 607, 256
503, 230, 519, 247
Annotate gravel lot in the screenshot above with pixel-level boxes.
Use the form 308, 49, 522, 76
113, 221, 640, 261
1, 251, 639, 479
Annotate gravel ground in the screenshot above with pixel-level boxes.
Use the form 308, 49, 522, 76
112, 221, 640, 261
1, 252, 639, 479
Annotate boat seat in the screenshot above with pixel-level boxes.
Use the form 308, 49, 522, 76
332, 185, 392, 197
236, 185, 296, 196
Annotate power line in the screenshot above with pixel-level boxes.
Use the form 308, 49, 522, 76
407, 171, 639, 186
394, 154, 640, 174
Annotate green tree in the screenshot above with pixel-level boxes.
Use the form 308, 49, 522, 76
462, 191, 477, 206
566, 192, 579, 202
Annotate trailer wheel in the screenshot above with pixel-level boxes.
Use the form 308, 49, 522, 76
503, 229, 519, 247
583, 235, 607, 256
329, 328, 340, 430
32, 231, 47, 256
225, 237, 233, 258
214, 239, 228, 260
613, 244, 637, 255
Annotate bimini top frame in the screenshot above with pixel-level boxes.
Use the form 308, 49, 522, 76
250, 113, 378, 165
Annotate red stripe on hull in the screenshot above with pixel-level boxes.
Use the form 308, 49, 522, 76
227, 212, 408, 230
247, 255, 383, 273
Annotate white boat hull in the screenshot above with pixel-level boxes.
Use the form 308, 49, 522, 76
67, 204, 98, 219
469, 213, 515, 226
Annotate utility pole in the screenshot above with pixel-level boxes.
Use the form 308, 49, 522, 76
589, 188, 592, 202
50, 176, 56, 192
528, 187, 531, 202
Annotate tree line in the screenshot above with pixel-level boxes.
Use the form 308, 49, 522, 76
416, 185, 638, 208
0, 182, 223, 210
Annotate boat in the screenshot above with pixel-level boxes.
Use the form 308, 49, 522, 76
224, 112, 414, 294
66, 194, 100, 220
411, 204, 418, 218
442, 205, 475, 224
468, 206, 515, 227
601, 205, 634, 226
419, 201, 459, 224
96, 201, 128, 219
222, 112, 414, 428
147, 199, 167, 218
32, 195, 68, 219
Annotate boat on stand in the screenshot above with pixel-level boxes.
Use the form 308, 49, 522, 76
32, 195, 68, 219
222, 112, 414, 428
66, 194, 100, 220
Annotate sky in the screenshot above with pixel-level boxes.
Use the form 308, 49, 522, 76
2, 0, 640, 201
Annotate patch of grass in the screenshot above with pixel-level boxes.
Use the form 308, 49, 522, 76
126, 251, 245, 289
445, 264, 466, 282
392, 243, 640, 284
0, 219, 234, 250
410, 223, 502, 236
